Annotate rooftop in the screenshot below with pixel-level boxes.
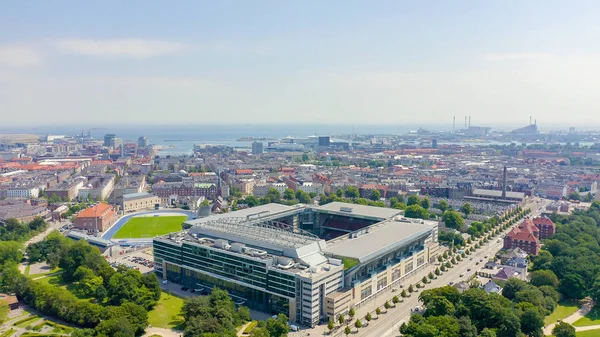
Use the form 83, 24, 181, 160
472, 188, 525, 200
324, 217, 436, 263
77, 203, 113, 218
315, 201, 403, 221
186, 203, 300, 226
123, 192, 157, 201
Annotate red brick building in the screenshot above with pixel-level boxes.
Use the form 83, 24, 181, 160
532, 217, 556, 239
503, 218, 541, 255
73, 203, 117, 233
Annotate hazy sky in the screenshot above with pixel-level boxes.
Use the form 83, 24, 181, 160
2, 1, 600, 126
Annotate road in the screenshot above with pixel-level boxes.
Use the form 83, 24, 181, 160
18, 220, 68, 273
355, 198, 550, 337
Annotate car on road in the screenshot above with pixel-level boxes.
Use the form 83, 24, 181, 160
181, 287, 189, 291
467, 268, 471, 272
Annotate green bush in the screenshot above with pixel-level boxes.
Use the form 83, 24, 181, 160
243, 321, 258, 334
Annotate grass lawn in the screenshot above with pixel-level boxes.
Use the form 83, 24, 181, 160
577, 329, 600, 337
148, 292, 185, 329
574, 306, 600, 327
113, 215, 187, 239
545, 300, 579, 325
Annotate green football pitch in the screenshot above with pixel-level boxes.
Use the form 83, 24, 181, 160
112, 215, 187, 239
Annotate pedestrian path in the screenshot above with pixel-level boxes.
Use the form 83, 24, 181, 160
543, 300, 595, 336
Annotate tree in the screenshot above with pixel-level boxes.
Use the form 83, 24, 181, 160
531, 270, 559, 288
266, 188, 281, 202
435, 268, 441, 276
327, 319, 335, 331
438, 199, 449, 212
404, 204, 429, 219
384, 301, 391, 310
458, 316, 478, 337
392, 295, 400, 305
520, 308, 544, 337
401, 289, 408, 298
369, 189, 381, 201
106, 302, 149, 336
338, 314, 345, 325
365, 312, 372, 323
422, 276, 428, 284
296, 190, 311, 204
375, 307, 381, 315
479, 328, 497, 337
424, 296, 455, 317
559, 274, 587, 299
344, 186, 359, 198
344, 326, 351, 336
461, 202, 473, 216
442, 211, 464, 230
407, 195, 420, 206
336, 188, 344, 198
428, 272, 435, 279
266, 314, 289, 337
568, 191, 580, 201
250, 327, 271, 337
0, 241, 23, 265
283, 188, 295, 200
348, 307, 355, 319
420, 197, 430, 209
96, 318, 135, 337
552, 322, 576, 337
354, 319, 363, 329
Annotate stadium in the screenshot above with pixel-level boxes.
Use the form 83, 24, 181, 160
153, 202, 439, 327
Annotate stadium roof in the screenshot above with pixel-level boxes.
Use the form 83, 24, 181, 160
323, 218, 435, 263
186, 203, 301, 226
315, 202, 402, 220
189, 217, 320, 249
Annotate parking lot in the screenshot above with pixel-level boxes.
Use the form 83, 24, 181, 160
108, 249, 155, 273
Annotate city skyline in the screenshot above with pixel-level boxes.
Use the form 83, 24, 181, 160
2, 1, 600, 125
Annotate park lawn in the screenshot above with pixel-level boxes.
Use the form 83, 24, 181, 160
574, 306, 600, 327
113, 216, 187, 239
545, 300, 579, 325
148, 292, 185, 329
28, 267, 62, 278
577, 329, 600, 337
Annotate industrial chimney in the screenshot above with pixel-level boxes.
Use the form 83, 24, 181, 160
502, 166, 507, 199
468, 116, 471, 128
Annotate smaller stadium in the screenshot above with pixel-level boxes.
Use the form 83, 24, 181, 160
153, 202, 439, 327
112, 214, 188, 239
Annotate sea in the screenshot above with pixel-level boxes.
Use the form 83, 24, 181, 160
0, 123, 594, 156
0, 124, 451, 156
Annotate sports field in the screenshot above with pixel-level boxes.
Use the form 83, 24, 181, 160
112, 215, 187, 239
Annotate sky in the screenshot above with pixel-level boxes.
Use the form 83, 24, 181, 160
2, 0, 600, 127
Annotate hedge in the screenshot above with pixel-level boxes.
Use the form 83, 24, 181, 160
243, 321, 259, 334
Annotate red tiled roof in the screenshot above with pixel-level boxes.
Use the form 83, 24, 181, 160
532, 217, 555, 226
77, 203, 113, 218
506, 218, 539, 243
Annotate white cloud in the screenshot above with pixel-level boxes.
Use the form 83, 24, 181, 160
0, 45, 43, 67
54, 38, 184, 58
